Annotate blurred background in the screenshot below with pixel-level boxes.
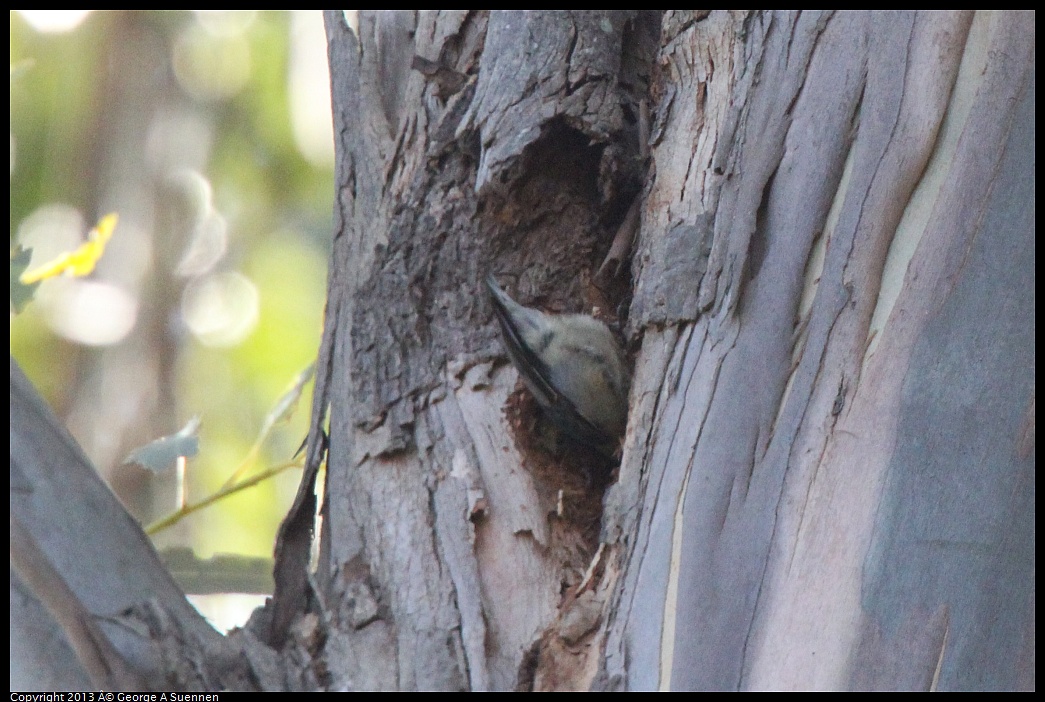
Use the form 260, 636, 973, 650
10, 10, 337, 629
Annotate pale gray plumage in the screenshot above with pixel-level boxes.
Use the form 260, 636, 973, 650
486, 276, 629, 454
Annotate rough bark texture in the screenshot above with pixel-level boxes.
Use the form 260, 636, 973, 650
270, 9, 1033, 692
270, 10, 659, 692
12, 9, 1032, 693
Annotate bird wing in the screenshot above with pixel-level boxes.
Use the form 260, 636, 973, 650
486, 276, 615, 453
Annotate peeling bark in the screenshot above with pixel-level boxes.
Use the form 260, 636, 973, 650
13, 9, 1030, 693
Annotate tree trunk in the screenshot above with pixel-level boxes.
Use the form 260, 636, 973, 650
11, 10, 1033, 692
274, 10, 1032, 691
607, 10, 1034, 692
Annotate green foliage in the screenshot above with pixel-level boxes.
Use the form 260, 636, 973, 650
10, 11, 333, 565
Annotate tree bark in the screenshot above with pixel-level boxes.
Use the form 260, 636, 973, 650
11, 10, 1033, 692
606, 10, 1034, 692
276, 10, 1032, 691
271, 10, 657, 690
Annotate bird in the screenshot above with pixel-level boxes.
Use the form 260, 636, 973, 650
485, 275, 630, 456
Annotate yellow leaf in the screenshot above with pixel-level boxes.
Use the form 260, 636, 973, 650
19, 213, 118, 284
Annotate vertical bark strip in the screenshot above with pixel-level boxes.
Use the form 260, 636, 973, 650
604, 10, 1033, 691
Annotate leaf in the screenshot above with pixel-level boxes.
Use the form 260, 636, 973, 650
124, 416, 202, 473
19, 212, 118, 284
220, 363, 315, 490
260, 363, 315, 436
10, 245, 40, 313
